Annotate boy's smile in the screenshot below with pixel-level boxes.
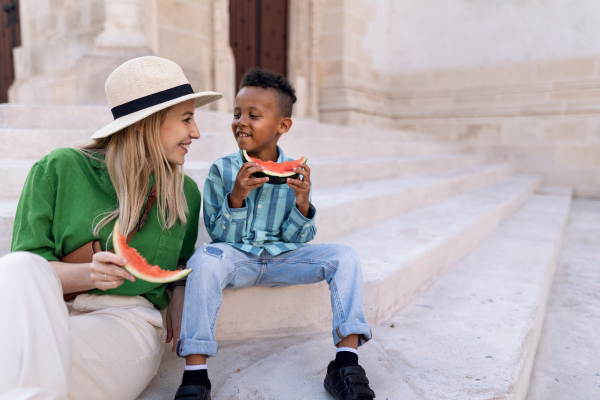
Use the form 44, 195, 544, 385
232, 86, 292, 162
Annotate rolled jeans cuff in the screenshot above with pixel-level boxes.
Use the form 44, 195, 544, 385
176, 338, 218, 359
333, 322, 372, 347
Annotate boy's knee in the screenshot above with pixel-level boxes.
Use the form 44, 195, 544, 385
330, 244, 360, 266
188, 245, 232, 279
189, 244, 226, 266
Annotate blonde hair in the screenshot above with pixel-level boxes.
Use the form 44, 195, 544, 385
80, 109, 188, 236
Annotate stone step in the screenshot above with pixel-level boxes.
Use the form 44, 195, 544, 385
0, 160, 36, 200
0, 129, 94, 160
308, 153, 486, 188
0, 162, 508, 256
137, 183, 566, 400
0, 127, 462, 163
0, 154, 485, 201
195, 163, 512, 247
0, 201, 16, 256
0, 104, 113, 130
212, 174, 540, 340
527, 199, 600, 400
278, 135, 464, 158
367, 187, 572, 399
0, 129, 232, 162
310, 162, 511, 243
0, 103, 433, 143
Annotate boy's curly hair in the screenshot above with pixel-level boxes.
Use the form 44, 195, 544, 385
240, 68, 297, 117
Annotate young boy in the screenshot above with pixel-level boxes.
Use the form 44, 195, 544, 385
174, 69, 376, 400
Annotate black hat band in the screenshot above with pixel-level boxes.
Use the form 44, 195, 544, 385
111, 84, 194, 119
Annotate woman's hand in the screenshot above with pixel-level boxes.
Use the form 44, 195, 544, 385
287, 163, 311, 218
166, 285, 185, 352
89, 251, 136, 290
229, 162, 269, 208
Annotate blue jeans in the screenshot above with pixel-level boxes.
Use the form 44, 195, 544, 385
177, 243, 372, 358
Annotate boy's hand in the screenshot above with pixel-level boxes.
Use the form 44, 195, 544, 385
230, 162, 269, 208
287, 163, 311, 218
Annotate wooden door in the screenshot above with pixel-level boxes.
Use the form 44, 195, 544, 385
0, 0, 20, 103
230, 0, 288, 89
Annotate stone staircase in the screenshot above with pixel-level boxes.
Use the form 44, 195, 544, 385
0, 103, 589, 399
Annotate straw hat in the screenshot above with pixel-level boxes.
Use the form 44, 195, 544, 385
91, 56, 223, 139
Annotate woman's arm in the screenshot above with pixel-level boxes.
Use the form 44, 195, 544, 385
50, 252, 135, 294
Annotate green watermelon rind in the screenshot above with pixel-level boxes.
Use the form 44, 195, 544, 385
123, 264, 191, 284
112, 220, 192, 284
241, 149, 308, 184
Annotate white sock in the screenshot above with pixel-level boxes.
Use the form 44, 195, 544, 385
184, 364, 208, 371
337, 347, 358, 355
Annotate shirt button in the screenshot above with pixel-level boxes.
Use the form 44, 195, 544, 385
222, 225, 227, 230
253, 242, 258, 246
301, 234, 305, 237
305, 223, 310, 227
257, 204, 262, 209
226, 213, 230, 218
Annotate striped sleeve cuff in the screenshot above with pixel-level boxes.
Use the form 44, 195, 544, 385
222, 192, 248, 221
288, 202, 316, 228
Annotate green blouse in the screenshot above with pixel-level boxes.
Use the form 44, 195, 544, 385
11, 148, 201, 309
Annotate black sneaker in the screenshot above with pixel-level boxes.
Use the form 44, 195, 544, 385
174, 384, 211, 400
323, 361, 376, 399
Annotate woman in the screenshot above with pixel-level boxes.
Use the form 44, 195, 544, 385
0, 56, 222, 400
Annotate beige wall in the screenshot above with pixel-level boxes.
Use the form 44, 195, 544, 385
389, 56, 600, 198
362, 0, 600, 73
309, 0, 600, 199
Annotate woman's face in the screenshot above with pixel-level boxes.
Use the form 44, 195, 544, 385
160, 99, 199, 165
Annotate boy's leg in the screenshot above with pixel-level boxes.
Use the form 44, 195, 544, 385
257, 244, 375, 399
175, 243, 260, 399
258, 244, 372, 345
178, 243, 261, 359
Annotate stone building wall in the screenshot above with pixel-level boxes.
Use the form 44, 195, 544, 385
9, 0, 106, 104
6, 0, 599, 197
8, 0, 235, 110
390, 56, 600, 199
314, 0, 600, 198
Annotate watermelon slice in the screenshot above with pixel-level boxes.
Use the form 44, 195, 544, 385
112, 219, 191, 283
241, 149, 308, 185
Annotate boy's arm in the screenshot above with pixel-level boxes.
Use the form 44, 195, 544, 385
280, 191, 317, 243
203, 164, 248, 243
281, 163, 317, 243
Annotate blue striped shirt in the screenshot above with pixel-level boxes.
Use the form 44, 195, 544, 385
203, 147, 317, 255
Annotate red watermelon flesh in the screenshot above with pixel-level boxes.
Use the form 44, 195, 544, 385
241, 149, 308, 184
112, 219, 191, 283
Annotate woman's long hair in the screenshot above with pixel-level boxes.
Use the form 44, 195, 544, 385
80, 109, 188, 236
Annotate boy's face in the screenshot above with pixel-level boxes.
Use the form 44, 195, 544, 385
232, 86, 291, 161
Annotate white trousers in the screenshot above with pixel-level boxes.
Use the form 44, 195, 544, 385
0, 252, 166, 400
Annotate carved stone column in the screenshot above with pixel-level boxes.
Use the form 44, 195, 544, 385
94, 0, 149, 50
211, 0, 236, 112
288, 0, 320, 120
74, 0, 151, 104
